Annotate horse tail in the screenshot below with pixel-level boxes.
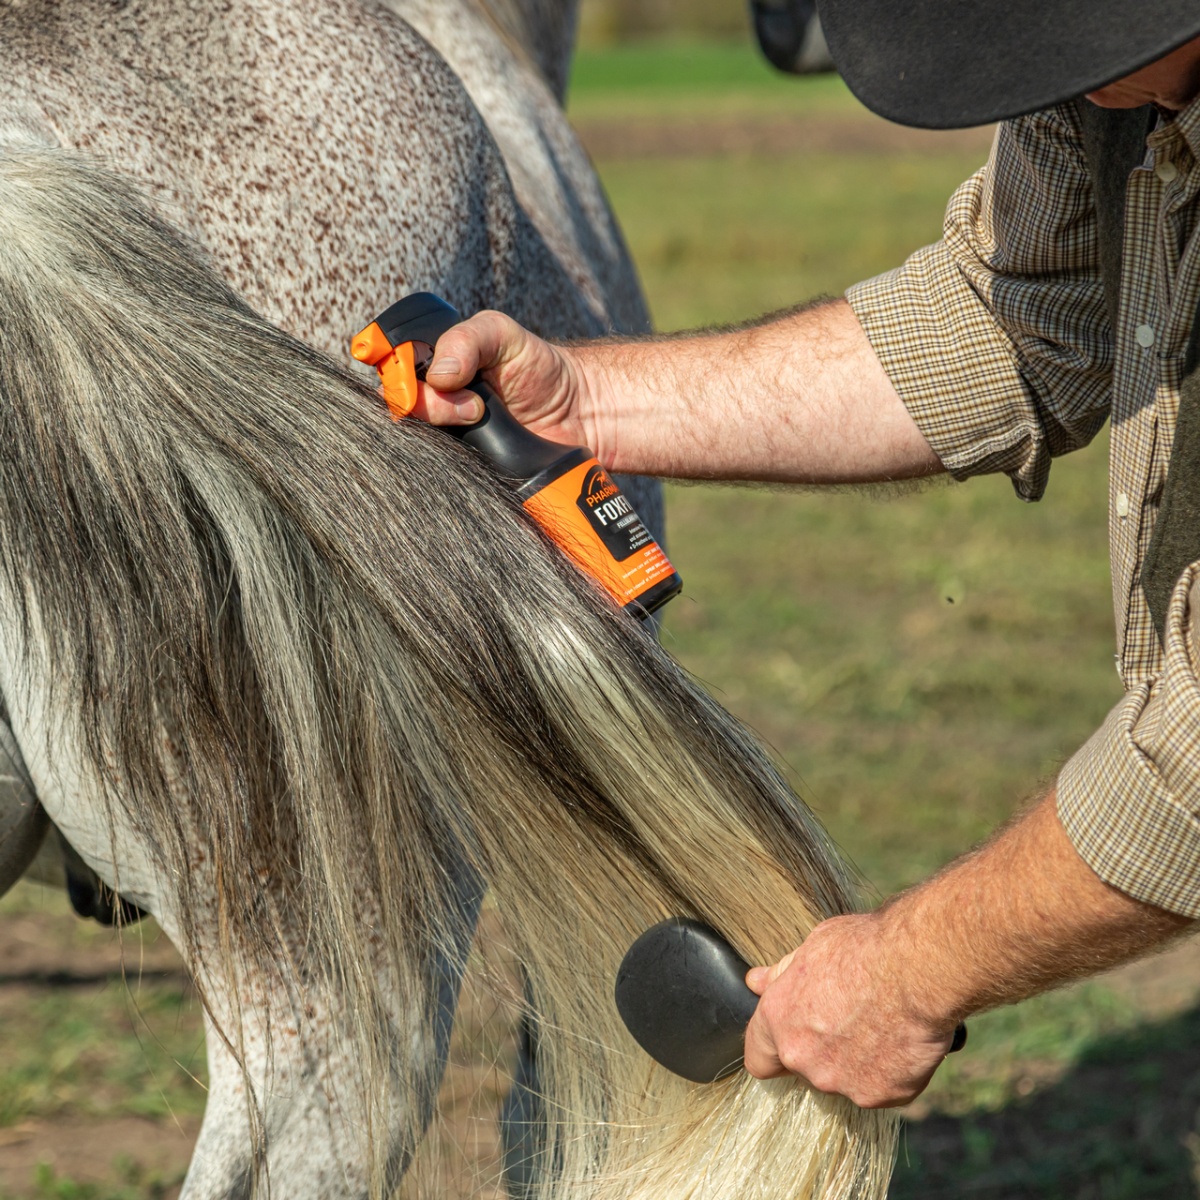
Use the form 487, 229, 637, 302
0, 131, 896, 1198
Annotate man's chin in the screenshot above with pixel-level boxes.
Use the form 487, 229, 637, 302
1084, 87, 1156, 109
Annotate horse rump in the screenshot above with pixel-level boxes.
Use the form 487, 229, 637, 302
0, 130, 897, 1199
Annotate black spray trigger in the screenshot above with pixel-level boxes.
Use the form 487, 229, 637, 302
615, 918, 758, 1083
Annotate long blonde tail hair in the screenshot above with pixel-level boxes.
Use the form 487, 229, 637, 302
0, 132, 896, 1198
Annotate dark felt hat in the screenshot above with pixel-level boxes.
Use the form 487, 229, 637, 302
817, 1, 1200, 129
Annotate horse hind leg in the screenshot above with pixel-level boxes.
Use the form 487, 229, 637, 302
0, 119, 511, 1193
499, 1006, 545, 1199
2, 698, 147, 924
0, 702, 49, 898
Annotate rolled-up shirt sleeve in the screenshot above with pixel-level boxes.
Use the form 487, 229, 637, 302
1058, 563, 1200, 917
846, 103, 1114, 502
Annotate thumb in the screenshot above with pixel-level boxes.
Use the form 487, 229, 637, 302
746, 948, 799, 996
426, 310, 526, 392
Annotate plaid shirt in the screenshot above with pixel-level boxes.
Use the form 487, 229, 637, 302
847, 97, 1200, 918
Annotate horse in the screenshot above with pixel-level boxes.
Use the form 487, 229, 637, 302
0, 2, 897, 1195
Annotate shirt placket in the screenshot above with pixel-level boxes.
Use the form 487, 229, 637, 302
1112, 160, 1164, 686
1113, 122, 1200, 688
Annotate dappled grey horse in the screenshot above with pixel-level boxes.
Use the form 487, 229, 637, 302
0, 5, 898, 1198
0, 0, 654, 1191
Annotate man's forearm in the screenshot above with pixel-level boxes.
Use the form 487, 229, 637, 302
573, 298, 945, 483
889, 790, 1192, 1021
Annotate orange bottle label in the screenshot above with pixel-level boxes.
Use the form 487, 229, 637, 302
522, 459, 677, 607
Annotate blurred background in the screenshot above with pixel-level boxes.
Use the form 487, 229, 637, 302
3, 4, 1200, 1198
579, 0, 746, 43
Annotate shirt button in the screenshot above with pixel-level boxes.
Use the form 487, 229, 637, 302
1135, 323, 1156, 348
1156, 160, 1179, 183
1116, 491, 1131, 518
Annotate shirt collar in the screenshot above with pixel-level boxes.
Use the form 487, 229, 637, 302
1150, 93, 1200, 165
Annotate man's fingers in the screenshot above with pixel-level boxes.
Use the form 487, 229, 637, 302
426, 310, 526, 390
743, 949, 801, 1079
422, 311, 529, 427
742, 1015, 790, 1080
411, 382, 483, 426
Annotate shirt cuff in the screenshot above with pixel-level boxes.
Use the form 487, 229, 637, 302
1058, 563, 1200, 917
847, 243, 1051, 501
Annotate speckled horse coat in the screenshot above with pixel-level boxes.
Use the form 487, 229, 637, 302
0, 0, 658, 1193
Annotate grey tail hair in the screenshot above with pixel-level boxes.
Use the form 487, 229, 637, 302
0, 131, 897, 1198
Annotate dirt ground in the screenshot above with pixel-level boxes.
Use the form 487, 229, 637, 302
573, 111, 995, 161
0, 905, 196, 1198
0, 1116, 199, 1198
0, 901, 521, 1199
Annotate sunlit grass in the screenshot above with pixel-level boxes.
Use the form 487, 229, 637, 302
0, 1160, 186, 1200
599, 151, 987, 332
0, 985, 206, 1128
569, 41, 857, 121
657, 450, 1116, 896
0, 883, 206, 1130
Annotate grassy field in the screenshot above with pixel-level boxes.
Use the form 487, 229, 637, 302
2, 36, 1198, 1200
570, 40, 855, 121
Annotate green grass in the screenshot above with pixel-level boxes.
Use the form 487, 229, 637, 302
658, 452, 1117, 896
0, 983, 207, 1128
599, 151, 987, 332
890, 1002, 1200, 1198
572, 40, 785, 94
569, 39, 990, 329
0, 1161, 185, 1200
916, 979, 1138, 1116
0, 885, 207, 1131
568, 40, 857, 121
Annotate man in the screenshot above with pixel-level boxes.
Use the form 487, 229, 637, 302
418, 4, 1200, 1108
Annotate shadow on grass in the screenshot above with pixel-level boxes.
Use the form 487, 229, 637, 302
892, 1004, 1200, 1199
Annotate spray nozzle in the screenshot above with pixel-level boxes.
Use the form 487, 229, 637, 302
351, 293, 467, 419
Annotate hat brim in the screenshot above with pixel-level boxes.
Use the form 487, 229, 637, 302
818, 1, 1200, 129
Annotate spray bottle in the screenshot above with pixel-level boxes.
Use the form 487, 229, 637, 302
352, 293, 682, 619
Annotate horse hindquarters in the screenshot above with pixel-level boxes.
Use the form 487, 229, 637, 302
0, 105, 897, 1200
0, 127, 490, 1197
0, 9, 638, 1185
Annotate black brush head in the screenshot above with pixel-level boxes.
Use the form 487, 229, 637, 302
615, 918, 759, 1083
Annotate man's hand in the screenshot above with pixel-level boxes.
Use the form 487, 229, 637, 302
416, 310, 595, 449
739, 791, 1192, 1109
743, 913, 960, 1108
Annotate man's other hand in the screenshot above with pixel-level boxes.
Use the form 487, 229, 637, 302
742, 790, 1194, 1110
743, 913, 960, 1108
